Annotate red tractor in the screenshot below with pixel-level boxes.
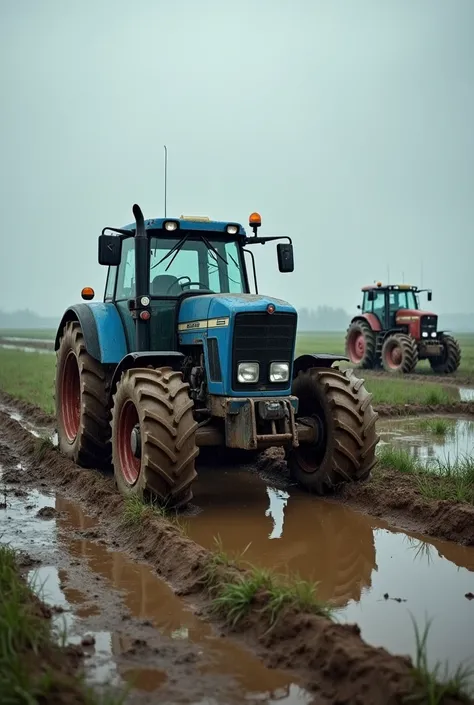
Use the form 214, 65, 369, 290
345, 283, 461, 374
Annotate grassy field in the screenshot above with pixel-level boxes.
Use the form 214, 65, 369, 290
0, 328, 56, 340
0, 331, 473, 415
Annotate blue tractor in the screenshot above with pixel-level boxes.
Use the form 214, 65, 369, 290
54, 205, 379, 506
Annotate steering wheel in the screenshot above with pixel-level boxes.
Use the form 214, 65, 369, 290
182, 281, 213, 292
165, 276, 191, 295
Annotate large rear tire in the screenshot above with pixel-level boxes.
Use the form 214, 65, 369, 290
429, 334, 461, 374
111, 367, 198, 507
381, 334, 418, 374
55, 320, 111, 467
287, 368, 379, 494
345, 320, 376, 368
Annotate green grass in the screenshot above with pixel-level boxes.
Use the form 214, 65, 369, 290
0, 328, 55, 340
365, 379, 458, 406
416, 418, 454, 436
377, 445, 474, 505
121, 494, 189, 534
295, 331, 474, 381
0, 544, 126, 704
204, 537, 332, 628
0, 349, 55, 413
406, 616, 474, 704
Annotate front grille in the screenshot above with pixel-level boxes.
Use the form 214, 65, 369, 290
420, 314, 437, 335
232, 311, 297, 390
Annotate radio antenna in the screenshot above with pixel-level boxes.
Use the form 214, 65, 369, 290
164, 145, 168, 217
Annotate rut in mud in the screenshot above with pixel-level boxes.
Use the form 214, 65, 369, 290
1, 393, 474, 704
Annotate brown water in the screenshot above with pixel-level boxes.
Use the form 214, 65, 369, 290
0, 477, 312, 703
188, 465, 474, 675
378, 416, 474, 464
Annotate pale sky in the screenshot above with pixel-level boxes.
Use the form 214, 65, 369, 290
1, 0, 473, 317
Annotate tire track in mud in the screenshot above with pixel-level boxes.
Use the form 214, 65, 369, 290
0, 396, 472, 704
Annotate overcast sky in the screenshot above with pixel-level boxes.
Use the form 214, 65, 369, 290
1, 0, 473, 317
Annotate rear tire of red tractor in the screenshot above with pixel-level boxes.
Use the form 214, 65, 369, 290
429, 334, 461, 374
55, 320, 112, 467
286, 368, 379, 494
381, 334, 418, 374
111, 367, 198, 508
345, 320, 376, 369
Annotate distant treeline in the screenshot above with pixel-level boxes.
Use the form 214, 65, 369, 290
0, 307, 473, 333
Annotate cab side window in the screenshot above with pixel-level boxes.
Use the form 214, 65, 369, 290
116, 239, 136, 300
104, 266, 117, 301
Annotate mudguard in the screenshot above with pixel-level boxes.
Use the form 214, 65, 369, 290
292, 353, 349, 377
54, 303, 128, 364
110, 351, 185, 395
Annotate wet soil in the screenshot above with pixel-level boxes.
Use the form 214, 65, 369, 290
1, 400, 471, 703
376, 401, 474, 418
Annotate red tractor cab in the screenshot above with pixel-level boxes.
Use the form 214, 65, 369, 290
345, 283, 461, 374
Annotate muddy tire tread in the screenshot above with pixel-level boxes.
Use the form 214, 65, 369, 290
111, 367, 198, 506
55, 321, 112, 467
429, 334, 461, 374
381, 333, 418, 374
345, 320, 377, 369
288, 367, 379, 493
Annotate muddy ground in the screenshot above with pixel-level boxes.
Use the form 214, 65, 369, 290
1, 394, 473, 704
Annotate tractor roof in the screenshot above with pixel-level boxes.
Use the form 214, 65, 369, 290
120, 216, 247, 237
361, 283, 418, 292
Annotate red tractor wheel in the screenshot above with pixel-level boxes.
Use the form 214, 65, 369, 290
381, 334, 418, 374
345, 321, 376, 368
286, 368, 379, 494
429, 334, 461, 374
55, 321, 112, 466
111, 367, 198, 507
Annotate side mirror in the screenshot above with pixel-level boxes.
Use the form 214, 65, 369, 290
367, 290, 375, 301
427, 291, 432, 301
277, 243, 294, 273
98, 234, 122, 266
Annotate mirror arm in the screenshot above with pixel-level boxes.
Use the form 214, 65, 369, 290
244, 235, 292, 246
101, 227, 133, 238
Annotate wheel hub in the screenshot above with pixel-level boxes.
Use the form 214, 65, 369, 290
130, 425, 142, 459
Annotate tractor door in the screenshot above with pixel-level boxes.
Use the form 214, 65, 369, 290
363, 289, 386, 329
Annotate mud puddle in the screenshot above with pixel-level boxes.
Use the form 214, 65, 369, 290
0, 478, 312, 704
378, 416, 474, 464
460, 388, 474, 402
188, 466, 474, 677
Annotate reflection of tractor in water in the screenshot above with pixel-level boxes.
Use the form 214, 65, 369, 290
345, 283, 461, 374
54, 206, 378, 506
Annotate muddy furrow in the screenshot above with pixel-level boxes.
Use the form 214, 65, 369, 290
354, 368, 474, 388
1, 407, 471, 704
376, 401, 474, 418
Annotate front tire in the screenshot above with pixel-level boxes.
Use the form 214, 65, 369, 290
429, 334, 461, 374
55, 320, 111, 467
111, 367, 198, 507
381, 334, 418, 374
287, 368, 379, 494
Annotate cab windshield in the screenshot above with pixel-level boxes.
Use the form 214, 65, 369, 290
114, 236, 247, 300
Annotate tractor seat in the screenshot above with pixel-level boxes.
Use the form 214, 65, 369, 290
150, 274, 182, 296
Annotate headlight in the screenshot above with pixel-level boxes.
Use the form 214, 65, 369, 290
164, 220, 178, 231
237, 362, 259, 383
226, 224, 239, 235
269, 362, 290, 383
422, 332, 428, 338
431, 332, 437, 338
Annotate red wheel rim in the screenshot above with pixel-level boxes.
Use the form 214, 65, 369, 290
385, 342, 402, 369
348, 331, 366, 363
117, 401, 141, 485
61, 351, 81, 442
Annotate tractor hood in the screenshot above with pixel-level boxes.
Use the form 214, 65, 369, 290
177, 293, 297, 334
395, 308, 437, 323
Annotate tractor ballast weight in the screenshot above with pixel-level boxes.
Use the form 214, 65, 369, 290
345, 283, 461, 374
55, 205, 379, 506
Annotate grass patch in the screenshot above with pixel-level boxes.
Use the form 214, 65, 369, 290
121, 494, 189, 535
0, 328, 56, 340
407, 616, 474, 704
416, 419, 454, 436
205, 537, 332, 628
378, 445, 474, 505
0, 544, 125, 704
0, 349, 55, 413
366, 379, 457, 407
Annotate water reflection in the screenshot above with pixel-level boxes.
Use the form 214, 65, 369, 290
378, 417, 474, 465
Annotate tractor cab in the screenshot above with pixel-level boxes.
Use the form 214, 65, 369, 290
361, 283, 426, 330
